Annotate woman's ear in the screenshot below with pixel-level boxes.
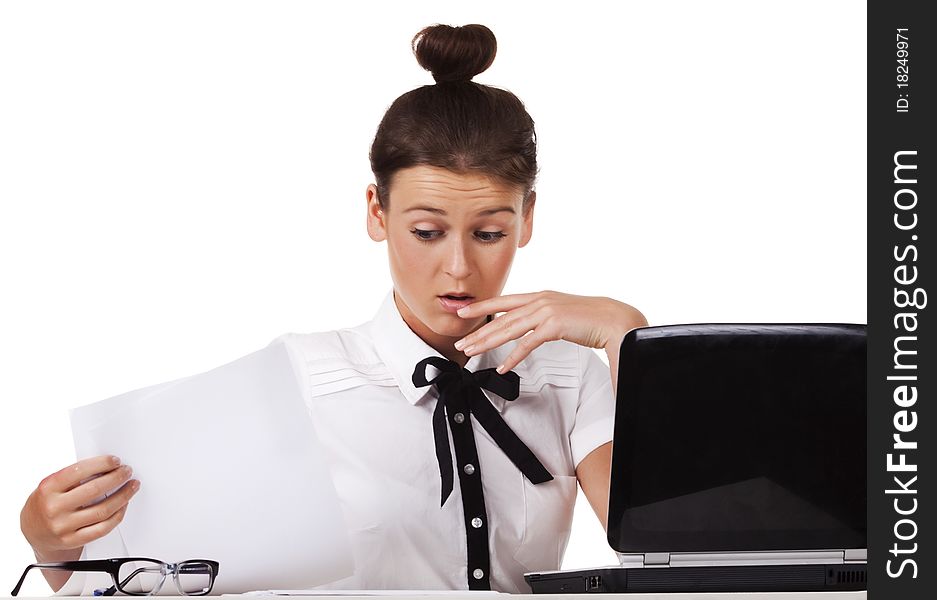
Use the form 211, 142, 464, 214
366, 184, 387, 242
518, 190, 536, 248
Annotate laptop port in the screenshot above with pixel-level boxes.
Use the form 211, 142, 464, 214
586, 575, 603, 591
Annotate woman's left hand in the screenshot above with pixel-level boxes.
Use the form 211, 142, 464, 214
454, 290, 648, 373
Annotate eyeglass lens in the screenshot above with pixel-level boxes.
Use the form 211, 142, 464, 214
117, 560, 213, 595
174, 561, 214, 595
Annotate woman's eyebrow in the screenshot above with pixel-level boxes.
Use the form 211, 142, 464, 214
403, 205, 516, 216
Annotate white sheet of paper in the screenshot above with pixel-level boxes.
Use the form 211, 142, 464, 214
69, 342, 354, 594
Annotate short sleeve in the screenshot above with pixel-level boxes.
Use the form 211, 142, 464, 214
267, 333, 312, 405
569, 346, 615, 469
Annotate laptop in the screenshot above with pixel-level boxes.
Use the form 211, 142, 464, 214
525, 323, 867, 593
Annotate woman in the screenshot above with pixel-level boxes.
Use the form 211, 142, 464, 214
19, 23, 647, 594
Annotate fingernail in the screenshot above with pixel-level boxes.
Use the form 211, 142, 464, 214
457, 307, 468, 316
124, 465, 133, 477
131, 480, 141, 492
111, 455, 121, 466
454, 340, 466, 350
496, 364, 505, 374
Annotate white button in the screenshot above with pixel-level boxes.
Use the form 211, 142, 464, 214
463, 463, 475, 475
473, 568, 484, 579
453, 412, 465, 423
471, 517, 483, 528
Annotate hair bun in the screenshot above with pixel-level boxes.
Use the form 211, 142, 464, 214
412, 24, 497, 83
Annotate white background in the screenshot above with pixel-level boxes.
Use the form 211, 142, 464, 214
0, 0, 866, 595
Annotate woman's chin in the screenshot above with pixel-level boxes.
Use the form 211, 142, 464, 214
428, 312, 480, 334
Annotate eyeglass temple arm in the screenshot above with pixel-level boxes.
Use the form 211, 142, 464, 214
119, 566, 151, 589
95, 564, 164, 597
11, 561, 118, 596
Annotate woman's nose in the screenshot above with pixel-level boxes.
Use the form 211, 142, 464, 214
443, 237, 473, 279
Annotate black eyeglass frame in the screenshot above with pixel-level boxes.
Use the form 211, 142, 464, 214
11, 557, 220, 596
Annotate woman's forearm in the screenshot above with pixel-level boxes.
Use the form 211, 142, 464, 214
33, 546, 83, 592
604, 339, 621, 397
604, 306, 648, 396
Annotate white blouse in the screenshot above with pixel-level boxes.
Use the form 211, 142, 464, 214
275, 288, 615, 593
56, 287, 614, 595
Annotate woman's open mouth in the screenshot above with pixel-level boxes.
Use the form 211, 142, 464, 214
438, 295, 475, 313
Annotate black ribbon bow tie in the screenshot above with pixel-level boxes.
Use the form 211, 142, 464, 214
412, 356, 554, 506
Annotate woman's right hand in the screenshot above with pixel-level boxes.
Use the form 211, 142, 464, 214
21, 455, 140, 560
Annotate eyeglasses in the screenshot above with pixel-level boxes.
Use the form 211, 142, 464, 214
11, 557, 219, 596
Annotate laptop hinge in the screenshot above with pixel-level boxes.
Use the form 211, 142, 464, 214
668, 550, 847, 567
617, 549, 864, 568
643, 552, 671, 567
616, 553, 645, 568
844, 549, 867, 563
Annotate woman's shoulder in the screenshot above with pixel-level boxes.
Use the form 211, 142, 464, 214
268, 322, 381, 369
516, 339, 605, 394
268, 326, 395, 399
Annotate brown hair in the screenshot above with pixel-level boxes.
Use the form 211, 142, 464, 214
369, 24, 538, 214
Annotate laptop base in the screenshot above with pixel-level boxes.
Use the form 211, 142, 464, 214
525, 563, 867, 594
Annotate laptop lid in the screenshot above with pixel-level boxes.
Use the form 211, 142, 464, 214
606, 324, 867, 556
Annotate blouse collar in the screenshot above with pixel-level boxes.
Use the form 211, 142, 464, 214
370, 288, 512, 412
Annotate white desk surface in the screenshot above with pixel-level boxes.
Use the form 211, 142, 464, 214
6, 593, 868, 600
250, 594, 868, 600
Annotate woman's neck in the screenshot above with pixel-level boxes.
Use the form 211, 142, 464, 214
393, 290, 476, 367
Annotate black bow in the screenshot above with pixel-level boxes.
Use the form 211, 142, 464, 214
412, 356, 553, 506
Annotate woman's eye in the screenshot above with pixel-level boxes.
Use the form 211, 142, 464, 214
475, 231, 507, 242
411, 228, 439, 241
410, 229, 507, 244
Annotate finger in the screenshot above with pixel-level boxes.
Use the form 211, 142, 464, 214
457, 303, 538, 350
44, 455, 123, 494
464, 306, 543, 355
456, 292, 543, 318
64, 502, 130, 548
59, 464, 134, 511
496, 328, 555, 374
455, 318, 499, 350
66, 479, 140, 531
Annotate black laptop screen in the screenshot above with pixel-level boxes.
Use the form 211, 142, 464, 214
606, 324, 867, 553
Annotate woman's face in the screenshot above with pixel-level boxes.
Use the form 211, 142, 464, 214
366, 165, 535, 359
